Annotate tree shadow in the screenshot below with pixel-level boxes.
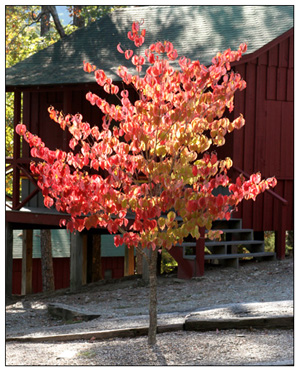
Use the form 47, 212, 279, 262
150, 344, 168, 365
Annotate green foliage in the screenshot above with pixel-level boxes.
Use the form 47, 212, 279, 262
67, 5, 126, 26
264, 230, 293, 255
5, 6, 125, 196
5, 6, 65, 68
264, 231, 275, 252
286, 230, 294, 254
160, 249, 177, 274
6, 93, 14, 155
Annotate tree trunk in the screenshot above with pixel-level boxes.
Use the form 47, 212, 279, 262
73, 6, 85, 28
34, 6, 66, 39
40, 229, 55, 293
40, 6, 50, 36
148, 247, 158, 345
47, 6, 66, 38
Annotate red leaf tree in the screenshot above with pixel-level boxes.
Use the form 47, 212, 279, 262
16, 21, 277, 345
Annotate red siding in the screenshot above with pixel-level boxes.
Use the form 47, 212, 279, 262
232, 31, 293, 232
12, 257, 124, 295
101, 257, 124, 279
12, 258, 70, 295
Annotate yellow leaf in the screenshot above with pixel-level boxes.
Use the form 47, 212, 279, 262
158, 217, 166, 230
167, 211, 176, 222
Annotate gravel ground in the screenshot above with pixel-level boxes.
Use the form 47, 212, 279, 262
6, 329, 294, 366
6, 257, 294, 366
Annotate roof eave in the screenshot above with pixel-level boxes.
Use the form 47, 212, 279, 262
232, 27, 294, 67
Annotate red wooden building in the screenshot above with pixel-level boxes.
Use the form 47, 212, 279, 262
6, 6, 294, 293
221, 27, 294, 255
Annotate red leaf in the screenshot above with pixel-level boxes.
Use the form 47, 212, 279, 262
114, 235, 124, 247
117, 43, 124, 54
187, 200, 198, 213
15, 124, 27, 136
83, 61, 95, 73
84, 214, 99, 230
125, 50, 133, 59
44, 196, 54, 209
216, 194, 224, 208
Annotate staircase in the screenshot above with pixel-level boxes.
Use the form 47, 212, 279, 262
169, 218, 276, 279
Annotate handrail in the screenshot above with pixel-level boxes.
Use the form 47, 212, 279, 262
5, 156, 41, 210
232, 165, 288, 206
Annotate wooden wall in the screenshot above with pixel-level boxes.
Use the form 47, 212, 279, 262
12, 257, 70, 295
21, 84, 121, 208
22, 85, 105, 156
231, 31, 294, 232
12, 256, 125, 295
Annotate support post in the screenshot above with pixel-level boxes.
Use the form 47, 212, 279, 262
136, 248, 143, 275
275, 204, 287, 260
86, 231, 93, 283
5, 223, 13, 298
195, 227, 205, 277
63, 90, 72, 151
21, 229, 33, 295
12, 91, 21, 209
70, 231, 83, 292
92, 233, 102, 282
82, 233, 87, 285
124, 245, 135, 276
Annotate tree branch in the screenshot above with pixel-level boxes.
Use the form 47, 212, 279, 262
47, 6, 66, 38
32, 6, 66, 39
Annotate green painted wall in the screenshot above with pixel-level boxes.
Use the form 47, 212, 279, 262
12, 230, 129, 258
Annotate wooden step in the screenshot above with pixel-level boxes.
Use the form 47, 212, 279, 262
205, 240, 264, 247
183, 251, 275, 261
211, 218, 242, 230
204, 252, 275, 260
206, 228, 253, 234
206, 251, 276, 268
179, 240, 264, 248
171, 217, 273, 275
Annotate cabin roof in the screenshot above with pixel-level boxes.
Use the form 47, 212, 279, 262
6, 5, 293, 87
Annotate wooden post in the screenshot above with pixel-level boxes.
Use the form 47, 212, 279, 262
195, 227, 205, 277
275, 204, 287, 260
70, 231, 82, 292
63, 90, 72, 151
21, 230, 33, 295
82, 233, 87, 285
12, 91, 21, 209
92, 233, 102, 282
136, 248, 143, 275
5, 223, 13, 298
124, 245, 135, 276
86, 231, 92, 283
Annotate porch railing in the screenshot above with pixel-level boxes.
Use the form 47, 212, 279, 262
5, 157, 40, 211
232, 165, 288, 259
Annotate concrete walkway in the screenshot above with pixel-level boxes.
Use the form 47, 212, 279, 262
6, 300, 293, 343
